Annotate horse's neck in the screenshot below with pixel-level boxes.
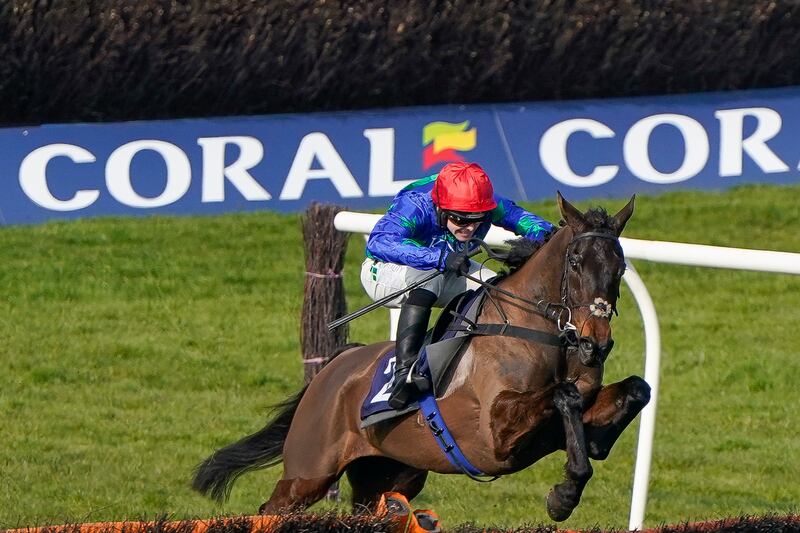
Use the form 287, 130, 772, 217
499, 228, 571, 305
454, 230, 574, 394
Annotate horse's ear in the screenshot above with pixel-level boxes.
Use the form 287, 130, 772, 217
611, 195, 635, 235
557, 191, 587, 232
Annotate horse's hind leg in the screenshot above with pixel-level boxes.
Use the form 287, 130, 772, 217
258, 411, 347, 514
346, 456, 428, 512
259, 473, 339, 514
583, 376, 651, 460
546, 381, 593, 522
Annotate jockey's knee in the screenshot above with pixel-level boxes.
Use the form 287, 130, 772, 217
406, 288, 437, 308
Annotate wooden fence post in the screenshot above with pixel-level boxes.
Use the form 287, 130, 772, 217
301, 202, 350, 501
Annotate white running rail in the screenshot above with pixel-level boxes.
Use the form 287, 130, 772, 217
333, 211, 800, 530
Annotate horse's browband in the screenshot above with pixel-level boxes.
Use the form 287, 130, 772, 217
569, 230, 619, 244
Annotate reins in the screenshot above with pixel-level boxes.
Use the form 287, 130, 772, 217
461, 238, 572, 323
328, 230, 623, 339
451, 231, 623, 347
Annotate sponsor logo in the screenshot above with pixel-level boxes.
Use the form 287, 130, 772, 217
421, 121, 476, 170
16, 129, 409, 213
538, 108, 789, 187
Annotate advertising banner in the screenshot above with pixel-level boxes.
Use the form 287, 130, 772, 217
1, 86, 798, 225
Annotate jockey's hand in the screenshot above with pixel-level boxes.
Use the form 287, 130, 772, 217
441, 250, 470, 276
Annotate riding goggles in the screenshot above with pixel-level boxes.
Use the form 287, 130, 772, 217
443, 210, 492, 226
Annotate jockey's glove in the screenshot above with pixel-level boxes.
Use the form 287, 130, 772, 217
440, 250, 471, 276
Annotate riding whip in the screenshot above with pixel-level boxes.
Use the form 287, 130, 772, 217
327, 270, 441, 331
328, 242, 488, 332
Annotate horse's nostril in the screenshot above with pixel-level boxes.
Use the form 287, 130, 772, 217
577, 338, 602, 367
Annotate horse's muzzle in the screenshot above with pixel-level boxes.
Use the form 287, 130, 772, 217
578, 337, 614, 367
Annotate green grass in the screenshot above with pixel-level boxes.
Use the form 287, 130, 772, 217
1, 185, 798, 530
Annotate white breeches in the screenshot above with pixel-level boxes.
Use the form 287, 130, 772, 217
360, 258, 497, 308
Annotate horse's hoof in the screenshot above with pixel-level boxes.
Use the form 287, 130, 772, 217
258, 502, 269, 515
546, 489, 574, 522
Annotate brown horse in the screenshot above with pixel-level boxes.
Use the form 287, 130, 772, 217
192, 193, 651, 521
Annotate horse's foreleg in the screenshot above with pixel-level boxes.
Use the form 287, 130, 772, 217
582, 376, 650, 460
259, 474, 339, 514
546, 381, 593, 522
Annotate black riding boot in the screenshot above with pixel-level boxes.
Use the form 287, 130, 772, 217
387, 293, 434, 410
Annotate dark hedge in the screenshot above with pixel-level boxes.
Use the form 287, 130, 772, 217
450, 514, 800, 531
3, 513, 396, 533
1, 0, 799, 125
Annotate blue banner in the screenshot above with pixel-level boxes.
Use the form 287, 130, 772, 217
1, 86, 798, 225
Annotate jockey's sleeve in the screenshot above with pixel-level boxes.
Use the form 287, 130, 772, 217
491, 196, 555, 240
366, 195, 443, 270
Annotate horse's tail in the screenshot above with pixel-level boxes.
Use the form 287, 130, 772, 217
191, 386, 307, 502
191, 343, 364, 502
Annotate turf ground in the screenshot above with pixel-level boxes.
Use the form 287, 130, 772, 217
1, 185, 798, 530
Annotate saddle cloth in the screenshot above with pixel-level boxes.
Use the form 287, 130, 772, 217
360, 288, 486, 428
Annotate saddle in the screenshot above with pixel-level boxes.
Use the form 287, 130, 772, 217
360, 287, 488, 428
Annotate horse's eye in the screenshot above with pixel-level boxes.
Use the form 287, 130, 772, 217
568, 255, 580, 269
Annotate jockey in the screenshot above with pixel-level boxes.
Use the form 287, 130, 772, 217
360, 162, 555, 409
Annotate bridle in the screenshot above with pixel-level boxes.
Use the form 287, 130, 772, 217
559, 230, 623, 319
462, 229, 624, 343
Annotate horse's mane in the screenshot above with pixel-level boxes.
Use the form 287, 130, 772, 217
502, 232, 556, 271
502, 208, 616, 273
582, 207, 618, 234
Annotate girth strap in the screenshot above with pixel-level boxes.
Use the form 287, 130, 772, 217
418, 394, 499, 482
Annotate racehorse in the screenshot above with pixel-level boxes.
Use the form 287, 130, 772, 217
192, 193, 651, 521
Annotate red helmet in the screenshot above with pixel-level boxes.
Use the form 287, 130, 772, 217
431, 162, 497, 212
